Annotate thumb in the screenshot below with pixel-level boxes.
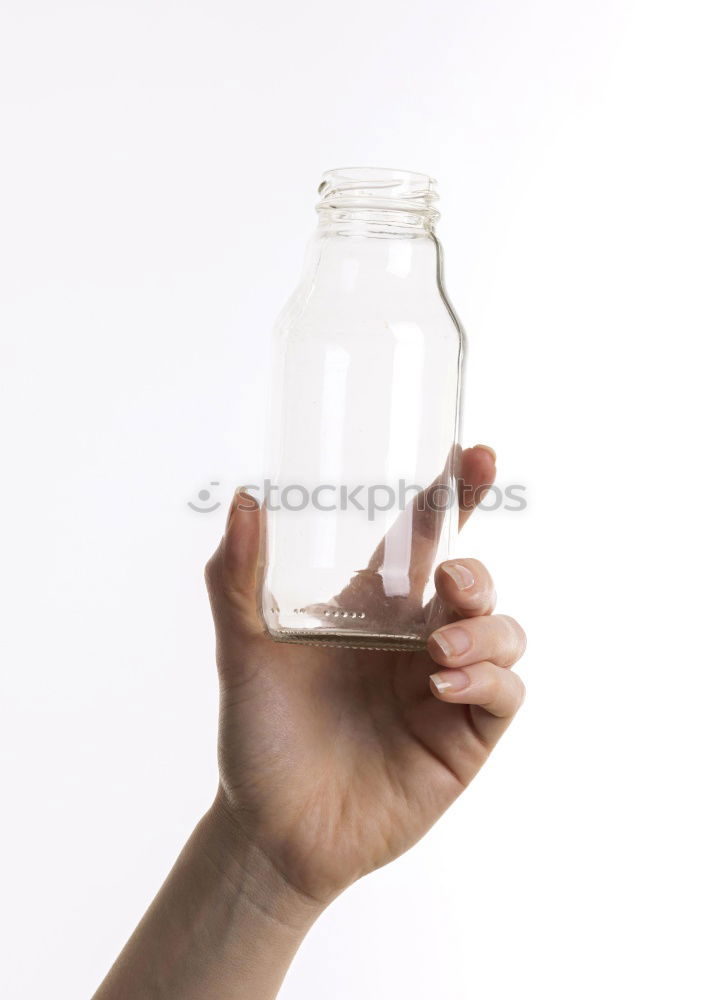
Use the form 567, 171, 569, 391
204, 488, 264, 637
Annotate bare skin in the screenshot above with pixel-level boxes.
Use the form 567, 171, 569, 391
94, 444, 527, 1000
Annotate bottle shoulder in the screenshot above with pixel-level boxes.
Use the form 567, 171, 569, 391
274, 298, 465, 345
272, 232, 466, 349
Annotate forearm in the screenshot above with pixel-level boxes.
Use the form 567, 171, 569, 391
93, 800, 323, 1000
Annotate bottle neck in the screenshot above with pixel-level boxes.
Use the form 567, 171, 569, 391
272, 166, 450, 318
315, 166, 439, 240
316, 205, 435, 240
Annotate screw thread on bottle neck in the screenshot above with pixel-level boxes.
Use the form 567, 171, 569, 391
316, 167, 439, 237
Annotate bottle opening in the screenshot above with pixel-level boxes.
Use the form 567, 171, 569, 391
317, 167, 439, 225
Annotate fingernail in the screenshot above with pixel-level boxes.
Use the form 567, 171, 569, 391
225, 487, 257, 533
476, 444, 497, 462
442, 562, 475, 591
431, 625, 471, 657
430, 669, 471, 694
235, 488, 259, 512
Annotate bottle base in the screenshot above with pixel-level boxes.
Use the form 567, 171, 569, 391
266, 627, 426, 653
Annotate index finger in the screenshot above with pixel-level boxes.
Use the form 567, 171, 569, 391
458, 444, 496, 530
365, 442, 497, 586
330, 444, 497, 614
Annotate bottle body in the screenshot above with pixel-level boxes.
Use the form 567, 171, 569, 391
259, 169, 464, 650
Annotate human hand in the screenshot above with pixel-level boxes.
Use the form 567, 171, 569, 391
204, 444, 527, 910
94, 444, 527, 1000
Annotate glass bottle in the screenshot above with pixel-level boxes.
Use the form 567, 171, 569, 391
259, 167, 465, 651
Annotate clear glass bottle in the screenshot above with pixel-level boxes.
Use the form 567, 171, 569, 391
259, 167, 465, 650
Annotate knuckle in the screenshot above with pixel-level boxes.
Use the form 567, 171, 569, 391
502, 615, 527, 659
512, 673, 527, 709
204, 552, 222, 592
484, 587, 498, 615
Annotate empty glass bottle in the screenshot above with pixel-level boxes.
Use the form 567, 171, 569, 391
259, 167, 465, 650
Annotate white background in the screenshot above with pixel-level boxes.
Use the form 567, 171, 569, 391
1, 1, 713, 997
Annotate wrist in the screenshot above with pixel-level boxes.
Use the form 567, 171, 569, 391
94, 799, 324, 1000
199, 795, 326, 938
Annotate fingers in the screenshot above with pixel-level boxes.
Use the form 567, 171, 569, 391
434, 558, 496, 617
403, 442, 495, 545
363, 443, 461, 594
331, 443, 496, 614
223, 489, 261, 585
426, 538, 525, 750
429, 660, 525, 716
204, 488, 263, 633
458, 445, 496, 531
429, 661, 525, 749
427, 614, 526, 669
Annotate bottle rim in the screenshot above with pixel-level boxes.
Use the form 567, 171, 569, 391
316, 166, 439, 221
